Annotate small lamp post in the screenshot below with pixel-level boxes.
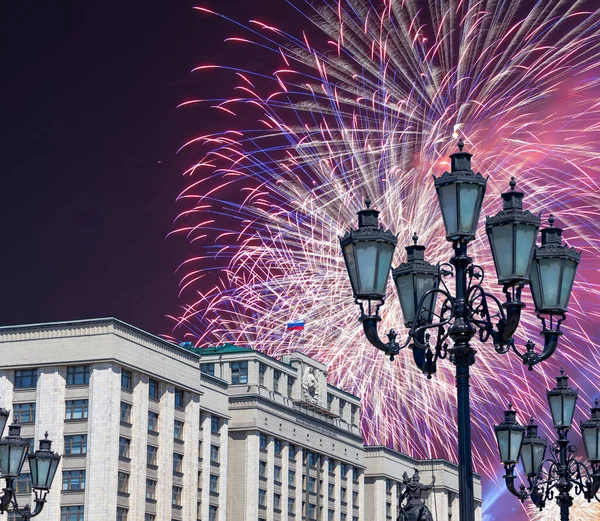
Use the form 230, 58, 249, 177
0, 413, 61, 519
494, 373, 600, 521
339, 139, 580, 521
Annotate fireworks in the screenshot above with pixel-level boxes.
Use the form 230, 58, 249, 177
171, 0, 600, 511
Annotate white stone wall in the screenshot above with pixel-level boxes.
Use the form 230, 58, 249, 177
129, 373, 149, 520
156, 383, 175, 520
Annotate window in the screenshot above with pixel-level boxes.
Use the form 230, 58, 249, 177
274, 465, 282, 482
308, 451, 317, 467
15, 369, 37, 389
259, 433, 267, 449
64, 435, 87, 455
147, 445, 158, 466
145, 515, 155, 521
340, 514, 347, 521
116, 507, 128, 521
327, 393, 334, 410
273, 370, 281, 393
288, 469, 296, 484
339, 399, 345, 417
208, 505, 218, 521
259, 460, 267, 478
174, 388, 184, 408
148, 411, 159, 432
258, 488, 266, 507
259, 363, 266, 386
15, 473, 31, 494
24, 438, 35, 453
13, 403, 36, 423
288, 497, 295, 512
308, 504, 316, 519
63, 470, 86, 491
173, 452, 184, 474
66, 399, 88, 420
386, 502, 391, 516
230, 361, 248, 384
353, 490, 359, 504
289, 444, 295, 461
119, 437, 131, 459
174, 420, 184, 441
210, 444, 219, 463
200, 363, 214, 376
340, 463, 347, 476
328, 483, 335, 499
149, 379, 159, 400
351, 405, 358, 425
120, 402, 132, 423
61, 506, 84, 521
287, 376, 294, 397
274, 493, 281, 510
328, 509, 334, 521
67, 365, 90, 385
328, 459, 334, 473
198, 470, 203, 490
211, 416, 219, 433
116, 471, 129, 494
353, 467, 359, 481
308, 476, 316, 492
274, 438, 282, 455
172, 485, 182, 506
341, 487, 347, 502
386, 478, 392, 493
209, 474, 218, 493
146, 478, 157, 500
121, 369, 132, 390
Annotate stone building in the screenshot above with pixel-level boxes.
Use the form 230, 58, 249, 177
0, 318, 482, 521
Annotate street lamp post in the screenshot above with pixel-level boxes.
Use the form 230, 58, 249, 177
339, 140, 581, 521
494, 373, 600, 521
0, 405, 61, 520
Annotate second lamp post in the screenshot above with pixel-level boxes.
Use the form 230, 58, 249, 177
339, 140, 581, 521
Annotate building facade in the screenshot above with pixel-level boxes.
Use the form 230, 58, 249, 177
0, 319, 482, 521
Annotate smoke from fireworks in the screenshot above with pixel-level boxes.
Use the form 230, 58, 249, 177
170, 0, 600, 513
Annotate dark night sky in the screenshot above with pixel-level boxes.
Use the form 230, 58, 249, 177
0, 0, 282, 337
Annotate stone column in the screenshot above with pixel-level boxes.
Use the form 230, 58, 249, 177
218, 419, 228, 521
157, 384, 175, 520
266, 436, 275, 521
374, 478, 386, 521
358, 469, 365, 521
85, 363, 121, 520
182, 394, 200, 520
245, 432, 261, 521
294, 447, 302, 518
129, 373, 149, 520
334, 460, 341, 521
321, 456, 329, 521
199, 414, 212, 521
281, 442, 290, 519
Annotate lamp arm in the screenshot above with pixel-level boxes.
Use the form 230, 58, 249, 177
360, 317, 411, 359
0, 480, 14, 513
410, 287, 455, 348
503, 465, 530, 502
509, 329, 562, 370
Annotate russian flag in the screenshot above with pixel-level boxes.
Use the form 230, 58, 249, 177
286, 319, 305, 331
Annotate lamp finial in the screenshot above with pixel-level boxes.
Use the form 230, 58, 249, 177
457, 138, 464, 151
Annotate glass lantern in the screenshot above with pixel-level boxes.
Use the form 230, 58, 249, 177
495, 405, 526, 465
520, 419, 547, 477
547, 371, 578, 430
0, 423, 29, 478
581, 400, 600, 463
28, 432, 61, 490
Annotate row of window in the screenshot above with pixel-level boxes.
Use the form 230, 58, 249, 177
258, 499, 355, 520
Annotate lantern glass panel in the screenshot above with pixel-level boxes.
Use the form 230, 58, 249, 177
529, 262, 542, 310
515, 224, 536, 277
491, 224, 513, 280
30, 454, 59, 489
548, 393, 577, 429
559, 259, 577, 309
459, 184, 481, 234
509, 430, 524, 463
376, 243, 394, 294
438, 184, 458, 236
583, 426, 600, 462
342, 243, 358, 292
355, 241, 379, 294
539, 258, 562, 308
0, 443, 28, 477
0, 413, 7, 438
395, 274, 415, 325
415, 274, 438, 323
521, 441, 545, 476
495, 429, 509, 462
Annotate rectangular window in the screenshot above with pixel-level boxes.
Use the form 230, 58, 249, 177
208, 505, 218, 521
63, 470, 86, 491
351, 404, 358, 425
211, 416, 219, 433
327, 393, 334, 410
14, 473, 31, 494
174, 388, 184, 408
274, 438, 282, 455
148, 378, 159, 400
148, 411, 159, 432
386, 478, 392, 492
288, 469, 296, 484
147, 445, 158, 466
172, 485, 182, 506
117, 471, 129, 494
289, 444, 295, 461
259, 363, 266, 386
61, 506, 84, 521
308, 504, 316, 519
259, 433, 267, 450
14, 369, 37, 389
328, 459, 334, 473
308, 476, 316, 492
274, 493, 281, 510
288, 497, 295, 512
210, 444, 219, 463
174, 420, 184, 441
258, 488, 266, 507
64, 435, 87, 455
200, 363, 215, 376
67, 365, 90, 385
353, 467, 359, 481
65, 399, 88, 420
341, 487, 347, 502
274, 465, 282, 482
146, 478, 157, 499
116, 507, 128, 521
13, 403, 36, 424
386, 502, 391, 516
339, 399, 346, 418
121, 369, 132, 390
259, 460, 267, 478
328, 483, 334, 499
340, 463, 347, 476
273, 370, 280, 393
353, 490, 359, 504
308, 451, 317, 467
340, 514, 347, 521
173, 453, 184, 474
287, 376, 294, 398
328, 509, 334, 521
145, 515, 155, 521
119, 437, 131, 459
120, 402, 132, 424
209, 474, 218, 493
230, 361, 248, 384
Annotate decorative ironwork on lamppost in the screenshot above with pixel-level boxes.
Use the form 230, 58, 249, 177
338, 139, 581, 521
494, 373, 600, 521
0, 408, 61, 520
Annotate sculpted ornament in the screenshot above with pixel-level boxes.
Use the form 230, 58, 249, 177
301, 367, 319, 404
398, 470, 435, 521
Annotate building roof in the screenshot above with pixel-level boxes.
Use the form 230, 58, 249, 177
187, 343, 253, 355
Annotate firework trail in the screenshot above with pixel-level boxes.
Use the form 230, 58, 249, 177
526, 494, 600, 521
170, 0, 600, 512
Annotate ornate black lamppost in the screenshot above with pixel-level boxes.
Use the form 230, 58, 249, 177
0, 405, 61, 519
494, 373, 600, 521
339, 140, 581, 521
